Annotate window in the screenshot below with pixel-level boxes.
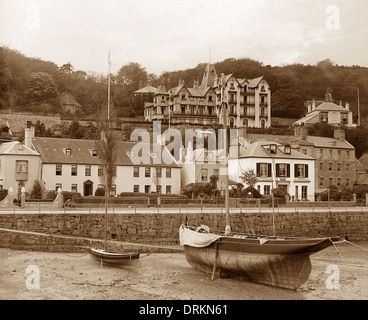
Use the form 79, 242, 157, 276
319, 178, 324, 187
276, 163, 290, 177
329, 150, 333, 157
65, 148, 72, 156
181, 94, 186, 100
256, 163, 271, 178
338, 150, 341, 158
346, 178, 350, 186
329, 178, 333, 186
200, 169, 208, 181
208, 95, 213, 101
319, 149, 323, 157
71, 184, 77, 193
301, 149, 307, 155
166, 168, 171, 178
208, 106, 213, 114
302, 186, 307, 200
156, 185, 162, 194
295, 164, 308, 178
264, 185, 271, 195
145, 167, 150, 177
55, 183, 62, 191
156, 167, 162, 178
346, 150, 350, 159
319, 163, 323, 170
71, 165, 77, 176
56, 164, 62, 176
337, 178, 341, 187
85, 165, 91, 176
295, 186, 298, 199
166, 185, 171, 194
133, 185, 139, 193
134, 167, 139, 177
98, 166, 103, 176
346, 163, 350, 171
337, 163, 341, 171
329, 163, 333, 171
16, 160, 28, 173
144, 185, 151, 193
91, 149, 97, 156
110, 185, 116, 196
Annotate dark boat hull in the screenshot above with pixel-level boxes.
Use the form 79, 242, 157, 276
181, 227, 338, 290
89, 248, 140, 265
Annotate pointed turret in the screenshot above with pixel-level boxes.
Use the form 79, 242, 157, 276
200, 63, 217, 90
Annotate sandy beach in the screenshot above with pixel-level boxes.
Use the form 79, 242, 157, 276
1, 241, 368, 301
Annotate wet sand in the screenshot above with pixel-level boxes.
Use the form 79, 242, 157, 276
1, 241, 368, 300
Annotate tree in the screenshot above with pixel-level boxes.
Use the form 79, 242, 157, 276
116, 62, 148, 89
59, 62, 74, 74
26, 72, 58, 103
95, 122, 118, 196
240, 169, 258, 197
0, 48, 10, 109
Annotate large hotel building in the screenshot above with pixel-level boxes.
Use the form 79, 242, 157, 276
141, 63, 271, 128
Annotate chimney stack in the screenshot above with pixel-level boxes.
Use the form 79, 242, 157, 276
193, 79, 199, 89
294, 124, 308, 140
334, 129, 345, 141
24, 121, 35, 148
345, 102, 350, 110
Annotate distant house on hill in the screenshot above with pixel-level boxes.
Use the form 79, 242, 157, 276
294, 92, 355, 127
59, 92, 82, 114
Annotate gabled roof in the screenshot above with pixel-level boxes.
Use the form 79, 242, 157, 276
314, 101, 350, 113
358, 154, 368, 169
59, 92, 82, 107
134, 85, 157, 94
0, 141, 39, 156
238, 140, 314, 160
31, 137, 180, 167
293, 112, 320, 126
247, 76, 264, 88
246, 133, 355, 150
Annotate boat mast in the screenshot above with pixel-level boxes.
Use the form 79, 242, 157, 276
220, 73, 231, 235
104, 50, 111, 251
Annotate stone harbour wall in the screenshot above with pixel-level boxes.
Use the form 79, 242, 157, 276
0, 210, 368, 251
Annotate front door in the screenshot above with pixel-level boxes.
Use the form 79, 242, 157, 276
83, 180, 93, 196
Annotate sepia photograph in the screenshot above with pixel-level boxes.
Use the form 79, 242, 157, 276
1, 0, 368, 310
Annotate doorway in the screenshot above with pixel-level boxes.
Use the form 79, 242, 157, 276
83, 180, 93, 196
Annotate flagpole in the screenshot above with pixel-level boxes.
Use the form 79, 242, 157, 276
108, 50, 111, 122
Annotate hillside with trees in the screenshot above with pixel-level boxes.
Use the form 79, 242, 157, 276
1, 46, 367, 122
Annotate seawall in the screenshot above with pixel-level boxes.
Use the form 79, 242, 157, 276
0, 210, 367, 252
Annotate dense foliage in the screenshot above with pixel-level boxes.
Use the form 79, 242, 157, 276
1, 47, 367, 122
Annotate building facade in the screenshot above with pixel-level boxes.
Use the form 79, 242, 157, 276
143, 63, 271, 128
0, 140, 41, 196
294, 92, 355, 127
228, 140, 315, 201
28, 135, 181, 196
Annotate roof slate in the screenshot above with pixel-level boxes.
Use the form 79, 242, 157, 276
32, 137, 180, 167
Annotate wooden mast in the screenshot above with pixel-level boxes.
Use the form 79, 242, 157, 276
104, 50, 111, 251
220, 73, 231, 235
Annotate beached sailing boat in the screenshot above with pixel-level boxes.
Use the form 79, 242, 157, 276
179, 73, 340, 290
89, 51, 140, 265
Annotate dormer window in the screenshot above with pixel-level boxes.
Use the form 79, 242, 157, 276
270, 144, 277, 154
17, 144, 23, 151
284, 144, 291, 154
90, 149, 97, 156
65, 148, 71, 156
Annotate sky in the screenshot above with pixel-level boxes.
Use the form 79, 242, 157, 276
1, 0, 368, 76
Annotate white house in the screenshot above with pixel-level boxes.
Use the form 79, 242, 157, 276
228, 140, 315, 201
28, 134, 181, 196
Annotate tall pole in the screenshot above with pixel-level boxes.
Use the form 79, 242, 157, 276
220, 73, 231, 235
107, 50, 111, 121
357, 87, 360, 126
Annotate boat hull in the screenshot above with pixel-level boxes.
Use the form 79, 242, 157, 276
89, 248, 140, 265
181, 228, 338, 290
